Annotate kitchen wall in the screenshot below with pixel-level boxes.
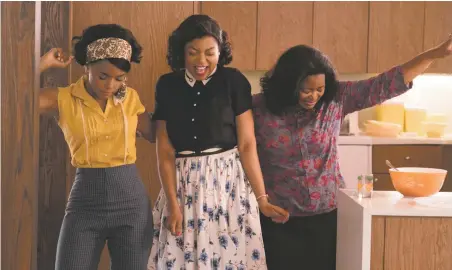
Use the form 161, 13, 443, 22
243, 72, 452, 133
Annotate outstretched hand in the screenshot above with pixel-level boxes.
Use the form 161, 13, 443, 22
430, 34, 452, 59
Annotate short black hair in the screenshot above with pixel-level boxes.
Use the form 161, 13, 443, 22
261, 45, 338, 115
167, 14, 232, 71
72, 24, 143, 72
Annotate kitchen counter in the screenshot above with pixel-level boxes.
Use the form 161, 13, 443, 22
336, 189, 452, 270
339, 189, 452, 217
338, 135, 452, 145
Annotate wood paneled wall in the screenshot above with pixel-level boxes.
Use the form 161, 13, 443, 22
1, 2, 40, 270
38, 2, 71, 269
200, 1, 258, 70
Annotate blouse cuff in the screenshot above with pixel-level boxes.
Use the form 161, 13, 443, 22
394, 65, 414, 90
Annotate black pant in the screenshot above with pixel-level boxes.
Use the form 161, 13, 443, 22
260, 210, 337, 270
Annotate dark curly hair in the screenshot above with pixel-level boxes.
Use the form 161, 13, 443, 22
167, 14, 232, 71
261, 45, 338, 115
72, 24, 143, 72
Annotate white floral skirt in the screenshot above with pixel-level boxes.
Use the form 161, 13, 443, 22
148, 148, 267, 270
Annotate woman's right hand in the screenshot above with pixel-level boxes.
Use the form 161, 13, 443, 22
166, 204, 183, 236
39, 48, 73, 73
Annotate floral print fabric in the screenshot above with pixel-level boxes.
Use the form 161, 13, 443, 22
148, 148, 267, 270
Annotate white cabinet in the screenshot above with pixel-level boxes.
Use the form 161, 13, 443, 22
337, 144, 372, 188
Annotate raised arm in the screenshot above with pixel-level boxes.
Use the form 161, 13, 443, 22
340, 35, 452, 116
38, 48, 73, 115
401, 35, 452, 84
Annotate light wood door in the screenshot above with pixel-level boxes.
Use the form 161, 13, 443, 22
256, 2, 313, 70
371, 216, 385, 270
424, 1, 452, 73
372, 216, 452, 270
368, 2, 425, 73
384, 217, 452, 270
313, 2, 369, 73
201, 1, 257, 71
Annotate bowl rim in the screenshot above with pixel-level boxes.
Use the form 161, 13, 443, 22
389, 167, 448, 174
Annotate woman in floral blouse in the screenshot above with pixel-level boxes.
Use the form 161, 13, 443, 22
252, 36, 452, 269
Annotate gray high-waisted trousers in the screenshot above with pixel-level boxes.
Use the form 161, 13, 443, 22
55, 164, 153, 270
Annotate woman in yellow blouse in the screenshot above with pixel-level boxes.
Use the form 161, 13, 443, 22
38, 24, 153, 270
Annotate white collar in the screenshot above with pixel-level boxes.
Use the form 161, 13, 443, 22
184, 67, 217, 87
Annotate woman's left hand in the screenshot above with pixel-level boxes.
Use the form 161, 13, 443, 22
39, 48, 73, 72
430, 34, 452, 59
259, 198, 290, 224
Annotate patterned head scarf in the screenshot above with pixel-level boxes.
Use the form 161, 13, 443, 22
86, 37, 132, 64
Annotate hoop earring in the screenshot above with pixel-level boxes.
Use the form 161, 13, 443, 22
114, 82, 127, 102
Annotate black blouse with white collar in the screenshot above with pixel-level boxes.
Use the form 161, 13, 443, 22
152, 66, 252, 152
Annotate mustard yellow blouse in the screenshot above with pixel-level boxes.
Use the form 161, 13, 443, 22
57, 77, 145, 168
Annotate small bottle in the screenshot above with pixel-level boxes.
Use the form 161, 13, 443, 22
357, 174, 374, 198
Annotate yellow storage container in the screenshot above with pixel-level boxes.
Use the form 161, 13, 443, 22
375, 102, 405, 129
404, 107, 427, 136
426, 113, 448, 123
423, 122, 448, 138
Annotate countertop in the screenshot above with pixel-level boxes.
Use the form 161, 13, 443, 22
338, 135, 452, 145
339, 189, 452, 217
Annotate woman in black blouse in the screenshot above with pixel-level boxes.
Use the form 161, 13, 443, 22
148, 15, 289, 269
